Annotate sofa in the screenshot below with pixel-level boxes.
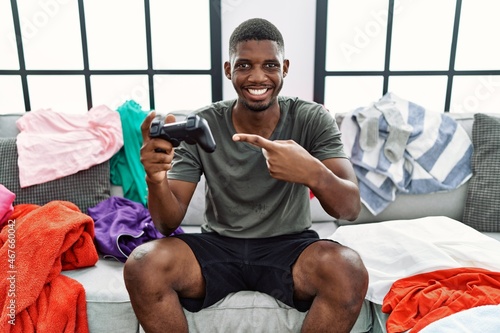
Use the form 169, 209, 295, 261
1, 97, 499, 332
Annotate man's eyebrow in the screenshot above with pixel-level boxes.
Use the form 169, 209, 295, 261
234, 58, 280, 63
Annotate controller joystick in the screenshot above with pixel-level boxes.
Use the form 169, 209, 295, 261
149, 114, 216, 153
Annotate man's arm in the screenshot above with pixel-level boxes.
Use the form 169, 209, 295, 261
233, 134, 361, 221
307, 157, 360, 221
140, 112, 197, 235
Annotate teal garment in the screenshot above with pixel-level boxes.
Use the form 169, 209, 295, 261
110, 100, 149, 206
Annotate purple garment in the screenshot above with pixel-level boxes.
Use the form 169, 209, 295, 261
88, 196, 183, 262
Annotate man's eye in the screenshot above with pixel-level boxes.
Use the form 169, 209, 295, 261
237, 63, 249, 69
265, 63, 278, 69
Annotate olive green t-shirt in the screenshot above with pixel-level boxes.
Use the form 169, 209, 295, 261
167, 96, 347, 238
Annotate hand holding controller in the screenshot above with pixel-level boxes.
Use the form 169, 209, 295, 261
149, 114, 216, 153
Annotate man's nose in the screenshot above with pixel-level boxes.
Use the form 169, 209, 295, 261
248, 67, 267, 82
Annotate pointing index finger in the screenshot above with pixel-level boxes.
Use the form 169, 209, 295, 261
232, 133, 274, 150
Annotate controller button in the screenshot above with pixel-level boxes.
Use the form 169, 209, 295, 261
150, 124, 159, 134
186, 117, 196, 128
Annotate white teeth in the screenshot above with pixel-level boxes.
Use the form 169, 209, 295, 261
248, 88, 267, 95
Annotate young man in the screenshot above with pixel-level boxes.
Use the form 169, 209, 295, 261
124, 18, 368, 333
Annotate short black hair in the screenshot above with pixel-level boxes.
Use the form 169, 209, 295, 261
229, 18, 285, 57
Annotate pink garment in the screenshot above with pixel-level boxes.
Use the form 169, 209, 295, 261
16, 105, 124, 188
0, 185, 15, 227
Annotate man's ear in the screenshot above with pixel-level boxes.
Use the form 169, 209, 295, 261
283, 59, 290, 78
224, 61, 231, 79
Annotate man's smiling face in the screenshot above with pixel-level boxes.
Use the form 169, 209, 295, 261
225, 40, 289, 112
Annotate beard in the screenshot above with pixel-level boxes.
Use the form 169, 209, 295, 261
240, 80, 283, 112
242, 97, 276, 112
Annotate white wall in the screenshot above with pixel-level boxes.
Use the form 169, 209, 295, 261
220, 0, 316, 101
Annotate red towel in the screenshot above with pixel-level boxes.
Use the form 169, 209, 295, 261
0, 201, 98, 332
382, 267, 500, 333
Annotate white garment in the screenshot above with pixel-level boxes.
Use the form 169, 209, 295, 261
329, 216, 500, 304
419, 304, 500, 333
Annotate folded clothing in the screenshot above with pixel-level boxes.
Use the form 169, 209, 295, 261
16, 105, 123, 187
88, 196, 183, 262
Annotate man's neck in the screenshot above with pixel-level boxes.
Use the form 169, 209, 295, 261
232, 103, 281, 139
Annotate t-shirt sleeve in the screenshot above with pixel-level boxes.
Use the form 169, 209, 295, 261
307, 107, 347, 161
167, 143, 203, 183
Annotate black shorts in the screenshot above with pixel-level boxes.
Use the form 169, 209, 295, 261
174, 230, 321, 312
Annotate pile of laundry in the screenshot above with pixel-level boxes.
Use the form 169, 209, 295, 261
340, 92, 473, 215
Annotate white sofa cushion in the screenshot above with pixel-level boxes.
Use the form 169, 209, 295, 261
61, 259, 139, 333
182, 291, 373, 333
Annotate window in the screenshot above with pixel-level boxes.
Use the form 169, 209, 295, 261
0, 0, 222, 114
315, 0, 500, 114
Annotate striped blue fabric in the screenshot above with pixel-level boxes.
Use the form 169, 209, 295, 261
340, 93, 473, 215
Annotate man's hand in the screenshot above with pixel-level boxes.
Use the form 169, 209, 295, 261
233, 133, 320, 186
140, 112, 177, 184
